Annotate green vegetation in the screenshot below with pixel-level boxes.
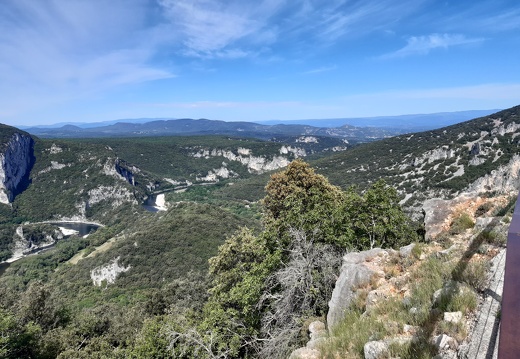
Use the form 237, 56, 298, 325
450, 213, 475, 235
0, 154, 420, 358
168, 160, 416, 359
2, 103, 515, 358
312, 105, 520, 196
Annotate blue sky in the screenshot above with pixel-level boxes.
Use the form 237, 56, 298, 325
2, 0, 520, 126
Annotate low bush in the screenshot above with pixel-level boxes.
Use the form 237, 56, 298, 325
450, 213, 475, 235
453, 259, 489, 292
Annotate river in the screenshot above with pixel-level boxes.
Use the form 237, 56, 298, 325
0, 221, 102, 276
143, 193, 168, 212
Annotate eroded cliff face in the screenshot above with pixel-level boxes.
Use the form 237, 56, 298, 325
0, 133, 34, 204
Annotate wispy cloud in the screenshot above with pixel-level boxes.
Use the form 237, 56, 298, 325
302, 65, 338, 75
380, 33, 484, 59
157, 0, 429, 58
152, 100, 302, 109
158, 0, 284, 58
0, 0, 175, 117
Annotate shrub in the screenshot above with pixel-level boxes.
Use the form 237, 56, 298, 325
474, 202, 493, 217
450, 213, 475, 235
453, 259, 489, 292
480, 230, 507, 247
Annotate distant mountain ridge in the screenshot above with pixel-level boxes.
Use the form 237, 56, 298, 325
258, 109, 500, 130
20, 110, 498, 131
23, 118, 405, 142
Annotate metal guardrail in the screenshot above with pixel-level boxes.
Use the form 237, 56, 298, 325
497, 192, 520, 358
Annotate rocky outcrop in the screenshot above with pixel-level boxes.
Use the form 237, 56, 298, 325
87, 185, 137, 208
364, 340, 389, 359
113, 159, 140, 186
196, 165, 238, 182
464, 154, 520, 195
0, 132, 34, 204
189, 147, 296, 174
90, 257, 131, 286
327, 248, 386, 330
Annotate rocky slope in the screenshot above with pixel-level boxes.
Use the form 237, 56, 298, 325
315, 106, 520, 213
291, 193, 510, 359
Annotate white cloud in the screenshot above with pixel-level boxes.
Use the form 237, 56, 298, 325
157, 0, 429, 58
381, 33, 484, 59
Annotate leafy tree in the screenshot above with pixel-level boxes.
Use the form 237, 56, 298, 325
180, 228, 280, 358
351, 179, 415, 249
262, 159, 347, 247
0, 308, 41, 359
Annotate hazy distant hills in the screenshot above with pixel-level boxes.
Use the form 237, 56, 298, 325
21, 109, 499, 142
23, 118, 405, 142
258, 109, 499, 130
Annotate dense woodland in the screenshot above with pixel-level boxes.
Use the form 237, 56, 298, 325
0, 158, 416, 358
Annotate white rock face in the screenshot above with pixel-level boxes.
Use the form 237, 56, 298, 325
39, 161, 69, 174
87, 186, 136, 208
364, 341, 389, 359
327, 248, 386, 330
279, 145, 307, 157
465, 155, 520, 195
48, 144, 63, 154
296, 136, 319, 143
90, 257, 131, 286
444, 311, 463, 324
190, 148, 293, 174
196, 166, 238, 182
154, 194, 167, 211
413, 146, 454, 167
0, 133, 33, 204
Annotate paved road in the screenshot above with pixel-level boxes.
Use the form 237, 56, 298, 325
459, 248, 505, 359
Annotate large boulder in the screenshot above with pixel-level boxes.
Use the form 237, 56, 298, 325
327, 248, 385, 330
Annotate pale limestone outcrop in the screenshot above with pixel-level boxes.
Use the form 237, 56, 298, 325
296, 136, 319, 143
364, 340, 389, 359
189, 147, 300, 174
289, 321, 327, 359
0, 133, 34, 204
90, 257, 130, 286
87, 185, 136, 208
464, 154, 520, 195
196, 165, 238, 182
279, 145, 306, 157
327, 248, 385, 330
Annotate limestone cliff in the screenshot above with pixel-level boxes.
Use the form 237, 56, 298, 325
0, 132, 34, 204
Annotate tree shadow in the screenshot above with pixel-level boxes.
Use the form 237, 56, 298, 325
406, 217, 503, 358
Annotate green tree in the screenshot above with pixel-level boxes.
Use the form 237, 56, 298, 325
262, 159, 347, 247
0, 308, 41, 359
352, 179, 415, 249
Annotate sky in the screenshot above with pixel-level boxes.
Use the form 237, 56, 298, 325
1, 0, 520, 127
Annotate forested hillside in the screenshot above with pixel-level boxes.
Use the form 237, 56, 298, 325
0, 159, 416, 358
0, 106, 518, 358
